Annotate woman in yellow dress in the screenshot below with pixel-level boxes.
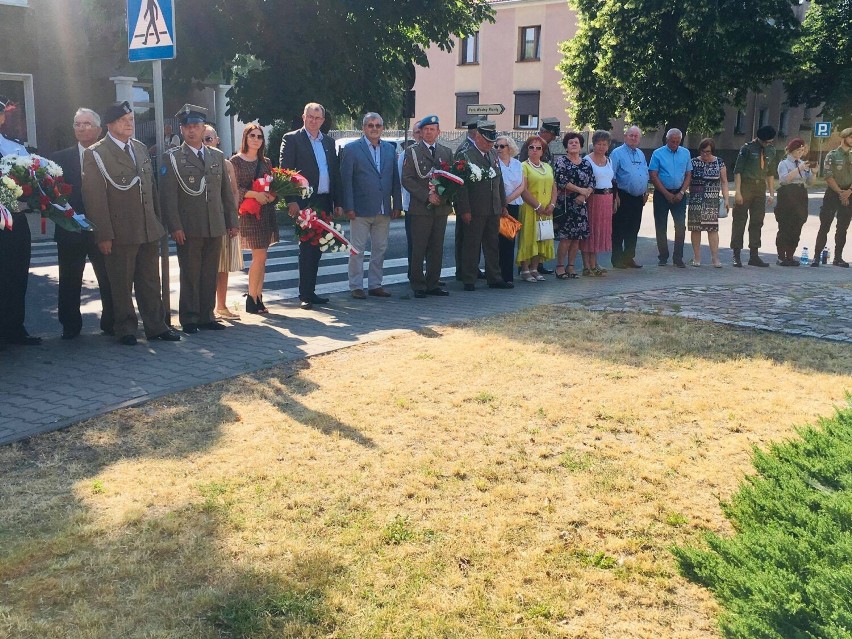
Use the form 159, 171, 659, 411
516, 135, 556, 281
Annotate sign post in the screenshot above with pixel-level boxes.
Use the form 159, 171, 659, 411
814, 122, 832, 176
127, 0, 177, 319
466, 104, 506, 116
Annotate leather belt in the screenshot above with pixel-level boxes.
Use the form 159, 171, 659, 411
593, 188, 612, 195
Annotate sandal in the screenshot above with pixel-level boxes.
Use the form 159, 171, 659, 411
567, 270, 579, 279
555, 265, 567, 278
521, 270, 537, 283
535, 273, 546, 281
591, 266, 606, 277
582, 268, 592, 276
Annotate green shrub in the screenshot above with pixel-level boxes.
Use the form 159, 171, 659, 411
673, 404, 852, 639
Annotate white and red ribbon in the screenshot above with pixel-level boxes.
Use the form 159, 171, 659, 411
296, 208, 359, 255
0, 203, 13, 231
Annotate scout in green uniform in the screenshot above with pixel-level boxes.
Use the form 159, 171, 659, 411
812, 127, 852, 268
160, 105, 239, 332
731, 125, 776, 267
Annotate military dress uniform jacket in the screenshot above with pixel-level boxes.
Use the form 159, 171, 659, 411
160, 143, 238, 237
734, 140, 776, 185
82, 137, 165, 245
401, 141, 454, 216
454, 146, 507, 217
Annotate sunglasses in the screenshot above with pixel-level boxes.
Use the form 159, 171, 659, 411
247, 132, 264, 139
495, 144, 508, 149
203, 136, 216, 142
528, 145, 543, 150
365, 123, 384, 129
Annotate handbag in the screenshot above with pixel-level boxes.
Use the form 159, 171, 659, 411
499, 214, 522, 239
536, 217, 554, 241
718, 197, 729, 219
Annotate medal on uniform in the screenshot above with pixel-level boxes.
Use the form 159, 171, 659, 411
188, 176, 196, 184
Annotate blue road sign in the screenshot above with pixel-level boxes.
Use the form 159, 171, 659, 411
127, 0, 176, 62
814, 122, 832, 138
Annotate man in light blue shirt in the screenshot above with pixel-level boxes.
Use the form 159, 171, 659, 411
649, 128, 692, 267
610, 126, 650, 268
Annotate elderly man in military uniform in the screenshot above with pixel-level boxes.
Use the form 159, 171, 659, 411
812, 127, 852, 268
454, 120, 512, 291
160, 105, 238, 333
82, 101, 181, 346
731, 125, 776, 267
403, 115, 454, 298
519, 117, 560, 164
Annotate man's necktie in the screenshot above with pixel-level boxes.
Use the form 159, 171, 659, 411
124, 143, 135, 165
197, 150, 204, 163
429, 146, 436, 159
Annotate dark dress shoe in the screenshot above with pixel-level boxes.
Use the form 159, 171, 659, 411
612, 262, 626, 269
245, 294, 260, 314
368, 288, 392, 297
488, 281, 514, 289
438, 280, 446, 286
8, 335, 42, 346
152, 329, 181, 342
351, 289, 367, 300
61, 329, 81, 340
182, 324, 199, 334
673, 261, 686, 268
625, 260, 643, 268
119, 335, 138, 346
748, 256, 770, 267
463, 283, 475, 291
477, 270, 487, 279
413, 290, 427, 298
537, 265, 554, 274
307, 295, 329, 304
101, 328, 115, 336
300, 300, 313, 310
810, 260, 820, 267
834, 259, 850, 268
426, 288, 449, 296
199, 321, 226, 331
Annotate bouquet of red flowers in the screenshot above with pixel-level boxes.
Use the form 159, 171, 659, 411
291, 207, 358, 254
428, 158, 470, 208
270, 167, 312, 200
0, 154, 93, 232
238, 174, 273, 219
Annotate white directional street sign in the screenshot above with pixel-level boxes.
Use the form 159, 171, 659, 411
814, 122, 832, 138
127, 0, 176, 62
467, 104, 506, 116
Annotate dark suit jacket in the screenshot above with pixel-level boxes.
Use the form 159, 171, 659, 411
49, 145, 88, 245
279, 128, 342, 209
454, 145, 507, 217
340, 137, 401, 217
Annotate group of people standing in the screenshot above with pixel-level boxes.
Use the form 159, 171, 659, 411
2, 96, 851, 349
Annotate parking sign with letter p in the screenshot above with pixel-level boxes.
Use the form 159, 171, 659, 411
814, 122, 832, 138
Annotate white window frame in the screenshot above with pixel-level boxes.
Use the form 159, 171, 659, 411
517, 115, 539, 130
0, 72, 36, 147
0, 0, 29, 6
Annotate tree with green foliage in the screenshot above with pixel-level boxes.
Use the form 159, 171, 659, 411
558, 0, 802, 135
84, 0, 493, 126
784, 0, 852, 129
673, 405, 852, 638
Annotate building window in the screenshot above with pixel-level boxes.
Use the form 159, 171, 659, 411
758, 108, 769, 128
518, 26, 541, 62
459, 33, 479, 65
455, 92, 479, 129
0, 73, 36, 148
734, 110, 745, 135
514, 91, 540, 130
0, 0, 28, 6
778, 109, 789, 137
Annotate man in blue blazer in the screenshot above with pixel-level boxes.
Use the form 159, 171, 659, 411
341, 112, 402, 298
279, 102, 343, 310
49, 107, 114, 339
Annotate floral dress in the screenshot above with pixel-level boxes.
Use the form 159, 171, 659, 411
687, 157, 724, 232
552, 155, 594, 241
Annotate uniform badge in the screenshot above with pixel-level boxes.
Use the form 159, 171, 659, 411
160, 166, 168, 175
188, 176, 196, 184
121, 177, 127, 184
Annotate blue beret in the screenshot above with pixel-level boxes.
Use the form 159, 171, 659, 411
418, 115, 439, 128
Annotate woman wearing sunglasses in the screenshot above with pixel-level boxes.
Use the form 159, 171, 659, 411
231, 124, 278, 313
517, 135, 556, 281
495, 135, 525, 283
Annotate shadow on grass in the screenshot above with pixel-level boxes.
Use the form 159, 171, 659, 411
469, 306, 852, 376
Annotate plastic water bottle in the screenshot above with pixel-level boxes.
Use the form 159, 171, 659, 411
823, 248, 830, 264
800, 247, 809, 266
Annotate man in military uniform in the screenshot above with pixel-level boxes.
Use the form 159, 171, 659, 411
81, 101, 181, 345
160, 105, 238, 333
731, 125, 776, 267
812, 127, 852, 268
454, 120, 512, 291
0, 96, 41, 348
518, 117, 560, 164
454, 116, 481, 281
403, 115, 454, 298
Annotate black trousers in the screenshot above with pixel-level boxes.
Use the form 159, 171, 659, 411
611, 190, 644, 267
814, 189, 852, 259
57, 235, 114, 333
0, 212, 32, 342
298, 194, 332, 300
730, 180, 767, 250
774, 185, 808, 249
498, 204, 519, 282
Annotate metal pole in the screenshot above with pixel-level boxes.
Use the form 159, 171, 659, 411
817, 138, 824, 177
153, 59, 171, 323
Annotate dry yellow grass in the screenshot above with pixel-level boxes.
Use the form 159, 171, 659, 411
1, 308, 850, 639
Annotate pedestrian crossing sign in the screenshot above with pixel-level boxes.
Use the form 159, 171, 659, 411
127, 0, 176, 62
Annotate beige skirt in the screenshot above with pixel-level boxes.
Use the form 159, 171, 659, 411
218, 234, 245, 273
